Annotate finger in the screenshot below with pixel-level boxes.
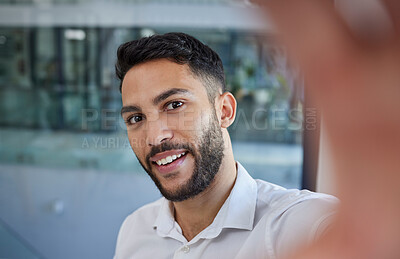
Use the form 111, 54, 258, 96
335, 0, 396, 45
382, 0, 400, 35
255, 0, 359, 92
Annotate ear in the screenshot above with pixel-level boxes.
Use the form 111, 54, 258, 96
218, 92, 237, 128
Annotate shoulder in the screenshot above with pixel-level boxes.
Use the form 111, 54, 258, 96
128, 197, 164, 221
255, 180, 338, 258
114, 198, 166, 258
255, 179, 338, 214
117, 197, 164, 240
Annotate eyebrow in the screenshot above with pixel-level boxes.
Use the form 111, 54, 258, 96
120, 105, 141, 117
120, 88, 191, 117
152, 88, 191, 105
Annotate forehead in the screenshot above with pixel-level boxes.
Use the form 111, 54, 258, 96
121, 59, 209, 106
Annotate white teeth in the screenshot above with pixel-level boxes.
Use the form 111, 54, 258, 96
155, 152, 186, 166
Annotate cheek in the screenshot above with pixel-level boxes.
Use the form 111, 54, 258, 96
181, 124, 210, 146
127, 131, 145, 156
166, 112, 195, 132
166, 109, 211, 133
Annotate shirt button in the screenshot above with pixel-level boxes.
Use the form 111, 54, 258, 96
182, 245, 190, 253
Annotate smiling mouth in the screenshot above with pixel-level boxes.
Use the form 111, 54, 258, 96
153, 152, 188, 166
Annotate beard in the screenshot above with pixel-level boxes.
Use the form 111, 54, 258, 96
135, 113, 225, 202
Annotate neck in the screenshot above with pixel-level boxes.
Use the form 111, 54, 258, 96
173, 139, 237, 241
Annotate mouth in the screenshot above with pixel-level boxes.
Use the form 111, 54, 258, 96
154, 151, 187, 166
149, 150, 189, 174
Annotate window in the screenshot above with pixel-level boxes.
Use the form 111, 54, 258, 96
0, 27, 307, 259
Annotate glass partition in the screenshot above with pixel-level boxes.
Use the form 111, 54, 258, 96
0, 26, 304, 259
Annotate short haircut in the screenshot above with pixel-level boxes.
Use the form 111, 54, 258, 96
115, 32, 226, 102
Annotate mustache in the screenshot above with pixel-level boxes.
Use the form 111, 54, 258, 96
145, 141, 195, 164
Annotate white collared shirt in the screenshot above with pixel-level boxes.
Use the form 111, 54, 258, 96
114, 162, 338, 259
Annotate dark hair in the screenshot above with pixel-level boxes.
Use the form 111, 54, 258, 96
115, 32, 226, 102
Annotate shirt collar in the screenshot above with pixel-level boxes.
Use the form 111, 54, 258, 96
217, 161, 258, 230
153, 162, 258, 240
153, 197, 177, 238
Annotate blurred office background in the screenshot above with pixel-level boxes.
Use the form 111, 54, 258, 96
0, 0, 309, 258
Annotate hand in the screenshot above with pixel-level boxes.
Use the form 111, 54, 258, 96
256, 0, 400, 258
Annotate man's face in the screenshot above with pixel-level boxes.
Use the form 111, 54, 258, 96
121, 59, 224, 202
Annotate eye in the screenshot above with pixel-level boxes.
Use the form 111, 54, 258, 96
166, 101, 183, 111
126, 114, 144, 125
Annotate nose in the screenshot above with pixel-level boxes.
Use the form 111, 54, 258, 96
145, 118, 173, 146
